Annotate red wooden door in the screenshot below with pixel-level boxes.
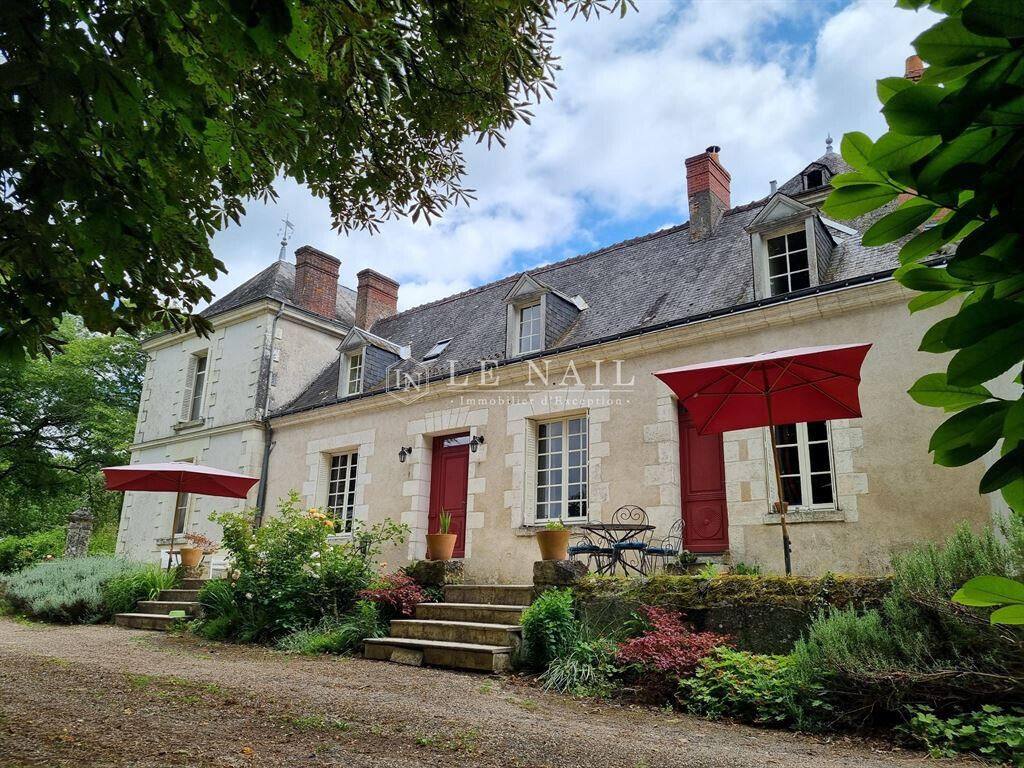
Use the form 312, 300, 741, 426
428, 433, 470, 558
678, 406, 729, 552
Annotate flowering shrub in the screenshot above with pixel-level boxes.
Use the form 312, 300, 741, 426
207, 492, 408, 641
358, 573, 426, 623
615, 606, 728, 700
183, 532, 218, 555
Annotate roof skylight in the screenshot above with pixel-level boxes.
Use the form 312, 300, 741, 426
422, 338, 452, 361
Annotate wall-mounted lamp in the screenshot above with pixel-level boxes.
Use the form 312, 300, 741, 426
470, 435, 485, 453
398, 446, 413, 463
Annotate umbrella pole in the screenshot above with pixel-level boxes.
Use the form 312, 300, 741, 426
763, 385, 793, 576
167, 477, 182, 572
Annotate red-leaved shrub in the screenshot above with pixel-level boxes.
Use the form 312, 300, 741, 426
357, 573, 426, 621
616, 606, 729, 685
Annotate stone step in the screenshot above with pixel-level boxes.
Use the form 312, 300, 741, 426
363, 637, 512, 673
444, 584, 533, 606
159, 588, 200, 602
415, 602, 525, 625
180, 578, 208, 590
114, 613, 176, 631
135, 600, 200, 616
390, 619, 521, 647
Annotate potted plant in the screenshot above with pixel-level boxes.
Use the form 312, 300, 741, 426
180, 532, 218, 569
425, 510, 457, 561
536, 519, 570, 561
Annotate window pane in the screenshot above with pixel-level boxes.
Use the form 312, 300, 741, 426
775, 424, 798, 445
546, 421, 563, 437
768, 255, 787, 277
811, 473, 834, 504
782, 476, 802, 506
777, 445, 800, 474
806, 421, 828, 442
809, 442, 831, 473
770, 276, 788, 295
787, 230, 807, 250
790, 270, 811, 290
789, 249, 808, 271
767, 236, 786, 257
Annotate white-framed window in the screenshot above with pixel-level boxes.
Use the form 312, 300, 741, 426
518, 303, 543, 355
536, 415, 588, 521
766, 230, 811, 295
345, 351, 363, 395
773, 421, 834, 507
327, 452, 358, 533
187, 352, 208, 421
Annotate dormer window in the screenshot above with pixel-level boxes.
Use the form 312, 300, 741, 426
423, 338, 451, 361
344, 351, 363, 395
803, 169, 825, 190
767, 231, 811, 295
518, 303, 543, 354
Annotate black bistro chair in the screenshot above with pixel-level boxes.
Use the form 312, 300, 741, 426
609, 505, 653, 575
568, 532, 612, 573
644, 518, 684, 573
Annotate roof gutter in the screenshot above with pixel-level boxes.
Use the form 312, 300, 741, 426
254, 301, 285, 525
273, 262, 920, 420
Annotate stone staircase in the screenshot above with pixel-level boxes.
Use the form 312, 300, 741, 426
363, 584, 532, 672
114, 578, 205, 631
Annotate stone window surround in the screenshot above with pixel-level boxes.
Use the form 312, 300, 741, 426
402, 407, 489, 561
504, 387, 611, 534
505, 293, 549, 358
301, 428, 375, 542
751, 215, 820, 300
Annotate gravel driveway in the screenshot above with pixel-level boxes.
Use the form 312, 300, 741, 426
0, 617, 970, 768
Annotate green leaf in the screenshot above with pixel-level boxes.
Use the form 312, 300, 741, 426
979, 444, 1024, 493
943, 299, 1024, 348
1005, 398, 1024, 442
895, 263, 972, 292
920, 317, 954, 352
869, 132, 941, 171
876, 77, 914, 105
947, 320, 1024, 386
919, 128, 1014, 190
952, 575, 1024, 607
822, 184, 898, 219
962, 0, 1024, 39
840, 132, 873, 171
830, 170, 888, 188
908, 290, 959, 313
862, 201, 937, 246
928, 401, 1005, 452
882, 86, 947, 135
988, 604, 1024, 624
913, 15, 1011, 66
899, 226, 954, 265
908, 372, 992, 410
946, 255, 1015, 282
1003, 476, 1024, 513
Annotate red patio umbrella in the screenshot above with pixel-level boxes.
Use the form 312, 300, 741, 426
102, 462, 259, 565
653, 343, 871, 575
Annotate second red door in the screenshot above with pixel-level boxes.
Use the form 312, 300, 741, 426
679, 406, 729, 552
428, 433, 470, 558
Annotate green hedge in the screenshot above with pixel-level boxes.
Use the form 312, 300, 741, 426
0, 527, 66, 573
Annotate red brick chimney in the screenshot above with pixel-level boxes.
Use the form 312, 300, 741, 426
904, 54, 924, 82
293, 245, 340, 319
685, 145, 731, 241
355, 269, 399, 329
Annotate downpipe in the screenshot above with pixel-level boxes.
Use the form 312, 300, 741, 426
254, 302, 285, 526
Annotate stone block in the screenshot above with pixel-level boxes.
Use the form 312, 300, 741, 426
532, 559, 587, 600
405, 559, 465, 587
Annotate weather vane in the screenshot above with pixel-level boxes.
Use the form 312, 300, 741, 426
277, 214, 294, 262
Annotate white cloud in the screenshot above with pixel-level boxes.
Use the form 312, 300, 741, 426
208, 0, 938, 312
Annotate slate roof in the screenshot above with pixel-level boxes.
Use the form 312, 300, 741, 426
201, 260, 357, 327
279, 150, 906, 415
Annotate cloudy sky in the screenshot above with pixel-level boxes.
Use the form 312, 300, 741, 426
208, 0, 937, 312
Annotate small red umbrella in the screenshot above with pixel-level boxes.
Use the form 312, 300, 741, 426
103, 462, 259, 565
654, 343, 871, 575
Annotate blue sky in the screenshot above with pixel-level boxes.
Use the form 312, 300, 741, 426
207, 0, 937, 312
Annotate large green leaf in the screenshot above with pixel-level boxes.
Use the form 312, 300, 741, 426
899, 225, 954, 264
917, 126, 1013, 190
947, 320, 1024, 386
862, 200, 937, 246
919, 316, 954, 352
840, 132, 873, 171
942, 298, 1024, 348
908, 290, 960, 313
1005, 398, 1024, 442
869, 132, 941, 171
989, 604, 1024, 624
952, 575, 1024, 607
882, 86, 948, 135
913, 15, 1011, 66
928, 401, 1006, 452
1003, 476, 1024, 513
978, 440, 1023, 493
962, 0, 1024, 39
876, 77, 914, 105
895, 263, 972, 292
822, 184, 898, 219
908, 372, 992, 410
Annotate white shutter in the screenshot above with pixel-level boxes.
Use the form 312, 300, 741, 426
180, 354, 197, 421
523, 420, 538, 525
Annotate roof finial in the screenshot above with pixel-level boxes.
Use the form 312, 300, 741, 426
825, 133, 834, 155
277, 214, 294, 262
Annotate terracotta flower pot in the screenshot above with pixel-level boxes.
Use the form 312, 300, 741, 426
425, 533, 457, 561
178, 546, 203, 568
536, 529, 570, 561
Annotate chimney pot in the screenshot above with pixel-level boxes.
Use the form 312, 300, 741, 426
355, 269, 399, 329
293, 245, 340, 319
904, 54, 924, 82
685, 145, 731, 241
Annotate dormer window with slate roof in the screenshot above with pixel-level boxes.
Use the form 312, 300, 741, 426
503, 273, 585, 358
337, 327, 410, 399
746, 192, 837, 300
344, 350, 363, 396
803, 167, 827, 191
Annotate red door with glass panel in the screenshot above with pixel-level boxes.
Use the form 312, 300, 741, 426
428, 434, 470, 558
679, 406, 728, 552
